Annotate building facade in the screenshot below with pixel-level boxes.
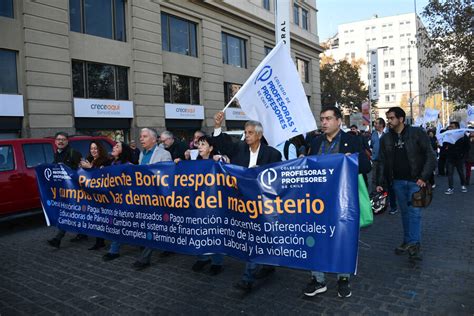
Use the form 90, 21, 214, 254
323, 13, 437, 121
0, 0, 322, 141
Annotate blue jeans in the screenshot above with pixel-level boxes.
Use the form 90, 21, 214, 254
242, 263, 259, 283
392, 180, 422, 244
388, 184, 397, 209
109, 241, 121, 254
311, 271, 350, 283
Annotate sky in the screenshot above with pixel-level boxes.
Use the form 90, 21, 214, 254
317, 0, 430, 41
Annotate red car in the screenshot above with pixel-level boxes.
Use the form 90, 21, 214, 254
0, 136, 115, 220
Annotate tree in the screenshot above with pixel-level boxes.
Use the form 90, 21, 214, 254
419, 0, 473, 106
320, 58, 368, 112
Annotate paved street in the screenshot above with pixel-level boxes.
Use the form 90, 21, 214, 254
1, 174, 473, 315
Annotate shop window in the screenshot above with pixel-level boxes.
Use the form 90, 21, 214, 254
224, 82, 242, 108
263, 0, 270, 10
164, 73, 200, 105
161, 12, 197, 57
296, 58, 309, 83
0, 145, 14, 171
264, 46, 272, 55
0, 49, 18, 94
0, 0, 13, 18
69, 0, 126, 42
222, 33, 247, 68
72, 60, 129, 100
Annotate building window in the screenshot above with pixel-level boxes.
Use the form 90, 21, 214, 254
263, 0, 270, 10
69, 0, 126, 42
401, 70, 407, 77
163, 73, 200, 105
222, 32, 247, 68
390, 71, 395, 78
384, 72, 389, 79
385, 84, 389, 90
161, 12, 197, 57
383, 60, 388, 67
296, 58, 309, 83
72, 60, 129, 100
293, 3, 299, 26
264, 46, 272, 55
224, 82, 242, 108
302, 8, 308, 30
0, 0, 13, 18
350, 52, 355, 59
0, 49, 18, 94
391, 95, 396, 102
385, 95, 390, 102
391, 83, 395, 89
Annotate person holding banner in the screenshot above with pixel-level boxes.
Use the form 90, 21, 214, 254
444, 122, 470, 195
304, 106, 371, 298
376, 107, 436, 262
132, 128, 173, 271
47, 132, 83, 249
189, 135, 224, 275
466, 132, 474, 185
213, 111, 282, 292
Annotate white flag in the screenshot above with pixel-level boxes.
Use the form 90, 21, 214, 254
468, 104, 474, 122
234, 41, 317, 147
414, 116, 424, 127
423, 108, 440, 124
437, 128, 474, 144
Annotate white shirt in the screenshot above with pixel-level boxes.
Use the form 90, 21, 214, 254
249, 144, 260, 168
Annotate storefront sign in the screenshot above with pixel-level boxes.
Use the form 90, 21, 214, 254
0, 94, 24, 117
74, 98, 134, 118
165, 104, 204, 120
225, 107, 249, 121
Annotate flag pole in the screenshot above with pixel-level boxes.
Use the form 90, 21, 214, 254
222, 95, 237, 112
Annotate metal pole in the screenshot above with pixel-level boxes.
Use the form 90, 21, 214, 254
367, 48, 372, 132
408, 42, 413, 123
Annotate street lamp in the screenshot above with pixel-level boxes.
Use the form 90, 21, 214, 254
366, 45, 388, 131
407, 39, 416, 123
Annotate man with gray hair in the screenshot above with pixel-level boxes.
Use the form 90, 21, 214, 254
160, 130, 187, 162
213, 111, 282, 293
131, 128, 172, 270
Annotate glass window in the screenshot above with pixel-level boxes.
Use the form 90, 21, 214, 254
390, 71, 395, 78
293, 4, 299, 25
0, 145, 14, 171
264, 46, 272, 55
385, 84, 389, 90
0, 49, 18, 94
22, 143, 54, 168
72, 60, 128, 100
0, 0, 13, 18
163, 73, 200, 105
70, 0, 81, 32
302, 8, 308, 30
222, 33, 246, 68
296, 58, 309, 83
263, 0, 270, 10
224, 82, 242, 108
384, 72, 389, 79
390, 59, 395, 66
391, 83, 395, 89
383, 60, 388, 67
385, 95, 390, 102
70, 0, 126, 42
161, 13, 197, 57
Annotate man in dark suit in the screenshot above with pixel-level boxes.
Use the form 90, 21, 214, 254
213, 111, 282, 293
304, 106, 371, 299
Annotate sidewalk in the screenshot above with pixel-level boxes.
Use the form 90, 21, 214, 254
0, 175, 472, 315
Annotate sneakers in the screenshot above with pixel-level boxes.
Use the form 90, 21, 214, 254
209, 265, 223, 276
337, 277, 352, 298
388, 208, 398, 215
70, 234, 88, 242
132, 261, 150, 271
102, 253, 120, 262
233, 280, 252, 293
444, 188, 454, 195
461, 186, 468, 193
303, 277, 327, 297
408, 243, 423, 261
431, 184, 436, 189
394, 243, 410, 255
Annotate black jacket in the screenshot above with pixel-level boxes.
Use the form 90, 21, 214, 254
54, 145, 82, 170
445, 135, 470, 160
166, 139, 188, 160
309, 131, 372, 174
213, 132, 282, 167
376, 125, 437, 187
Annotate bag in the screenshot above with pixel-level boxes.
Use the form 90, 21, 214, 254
412, 183, 433, 208
358, 174, 373, 228
370, 191, 388, 215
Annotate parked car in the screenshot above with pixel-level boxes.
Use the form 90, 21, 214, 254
0, 136, 115, 220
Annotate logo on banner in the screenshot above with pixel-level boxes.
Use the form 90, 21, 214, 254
254, 66, 273, 84
259, 168, 278, 190
44, 168, 52, 181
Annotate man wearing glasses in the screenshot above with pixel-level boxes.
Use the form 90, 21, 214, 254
47, 132, 83, 248
304, 106, 371, 298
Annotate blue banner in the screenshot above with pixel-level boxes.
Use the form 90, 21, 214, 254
36, 154, 360, 273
